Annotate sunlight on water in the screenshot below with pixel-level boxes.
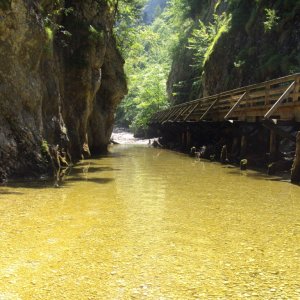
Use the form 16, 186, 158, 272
0, 145, 300, 299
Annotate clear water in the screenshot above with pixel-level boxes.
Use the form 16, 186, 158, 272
0, 145, 299, 299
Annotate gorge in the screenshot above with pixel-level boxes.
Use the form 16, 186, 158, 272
0, 0, 127, 182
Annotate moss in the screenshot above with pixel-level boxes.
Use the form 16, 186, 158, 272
44, 26, 54, 54
203, 22, 230, 66
41, 139, 50, 155
41, 139, 51, 163
89, 25, 105, 43
45, 26, 53, 41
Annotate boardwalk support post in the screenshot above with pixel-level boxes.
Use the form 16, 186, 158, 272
291, 132, 300, 184
186, 127, 191, 149
240, 135, 247, 158
269, 130, 277, 162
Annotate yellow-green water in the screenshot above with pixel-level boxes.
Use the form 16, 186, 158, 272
0, 145, 300, 299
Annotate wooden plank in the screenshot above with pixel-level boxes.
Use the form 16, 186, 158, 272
151, 111, 164, 122
161, 108, 175, 122
150, 73, 300, 124
169, 106, 184, 121
165, 107, 179, 121
217, 73, 299, 99
173, 105, 190, 121
184, 102, 201, 121
157, 109, 170, 122
264, 81, 296, 119
293, 76, 300, 102
154, 111, 164, 121
200, 96, 220, 121
166, 106, 184, 121
224, 92, 247, 120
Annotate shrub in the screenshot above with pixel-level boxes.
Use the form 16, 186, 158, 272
263, 8, 279, 32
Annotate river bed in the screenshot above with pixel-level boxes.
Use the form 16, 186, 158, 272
0, 144, 299, 299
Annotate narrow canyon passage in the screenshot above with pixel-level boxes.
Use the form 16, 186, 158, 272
0, 145, 299, 299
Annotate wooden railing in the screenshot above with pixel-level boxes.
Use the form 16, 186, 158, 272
150, 73, 300, 124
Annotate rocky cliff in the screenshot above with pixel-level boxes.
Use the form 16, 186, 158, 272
0, 0, 127, 181
168, 0, 300, 104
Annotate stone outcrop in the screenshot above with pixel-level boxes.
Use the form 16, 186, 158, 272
0, 0, 127, 181
167, 0, 300, 103
291, 132, 300, 184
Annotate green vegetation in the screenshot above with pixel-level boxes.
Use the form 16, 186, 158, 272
41, 139, 50, 162
115, 0, 191, 133
263, 8, 279, 32
88, 25, 105, 43
188, 13, 231, 70
40, 0, 73, 48
41, 139, 49, 153
113, 0, 300, 133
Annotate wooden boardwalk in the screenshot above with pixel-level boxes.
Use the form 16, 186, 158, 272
151, 74, 300, 124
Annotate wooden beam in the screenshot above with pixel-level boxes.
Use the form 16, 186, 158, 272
224, 92, 247, 120
184, 102, 201, 121
264, 81, 295, 119
262, 119, 295, 142
173, 106, 189, 121
179, 105, 193, 120
156, 110, 168, 122
161, 108, 175, 122
153, 111, 163, 122
200, 96, 220, 121
168, 106, 183, 121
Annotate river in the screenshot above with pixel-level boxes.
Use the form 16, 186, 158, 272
0, 144, 300, 299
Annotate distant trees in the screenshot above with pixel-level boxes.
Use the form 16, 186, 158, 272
114, 0, 190, 133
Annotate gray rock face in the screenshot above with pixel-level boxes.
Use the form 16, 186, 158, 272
0, 0, 127, 181
167, 1, 300, 103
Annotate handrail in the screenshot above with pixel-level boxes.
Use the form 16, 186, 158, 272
150, 73, 300, 123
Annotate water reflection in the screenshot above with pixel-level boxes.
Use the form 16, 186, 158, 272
0, 145, 299, 299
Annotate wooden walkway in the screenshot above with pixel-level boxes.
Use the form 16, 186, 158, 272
150, 74, 300, 124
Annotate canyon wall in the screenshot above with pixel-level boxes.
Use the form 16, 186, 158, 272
168, 0, 300, 104
0, 0, 127, 181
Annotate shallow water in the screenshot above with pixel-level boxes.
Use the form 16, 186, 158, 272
0, 145, 300, 299
111, 128, 149, 145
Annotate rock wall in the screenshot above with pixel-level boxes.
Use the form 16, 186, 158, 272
0, 0, 127, 181
168, 0, 300, 104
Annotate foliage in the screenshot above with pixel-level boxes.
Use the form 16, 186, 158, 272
115, 0, 192, 132
40, 0, 73, 47
113, 0, 146, 58
263, 8, 279, 32
186, 12, 231, 90
89, 25, 105, 43
45, 26, 54, 42
188, 13, 231, 68
41, 139, 49, 155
